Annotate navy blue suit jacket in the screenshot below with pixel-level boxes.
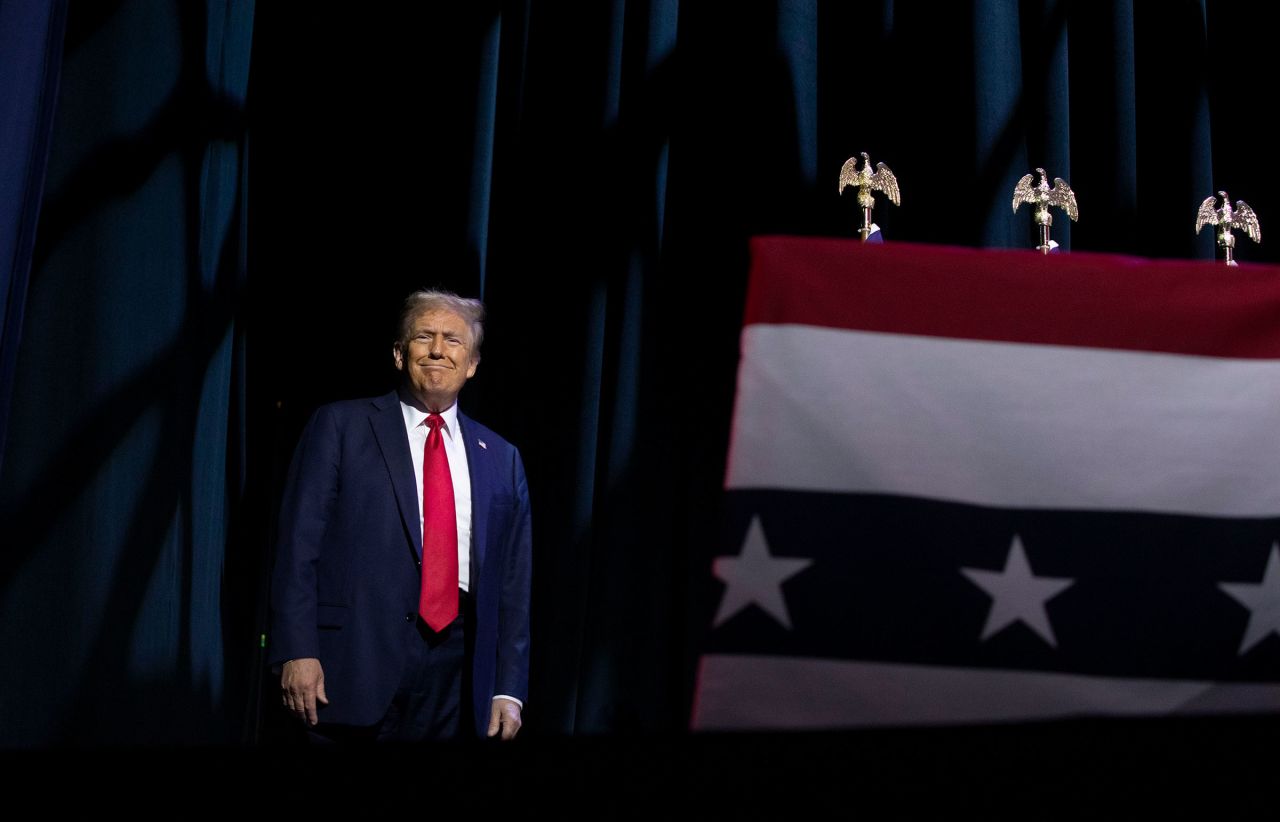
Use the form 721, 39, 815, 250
269, 391, 532, 733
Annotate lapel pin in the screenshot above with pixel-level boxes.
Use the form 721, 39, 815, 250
478, 439, 487, 450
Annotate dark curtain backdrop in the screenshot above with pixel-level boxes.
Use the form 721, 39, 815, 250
4, 0, 1280, 746
0, 0, 66, 477
0, 1, 253, 746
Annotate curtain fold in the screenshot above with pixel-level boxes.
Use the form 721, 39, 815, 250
0, 0, 67, 475
0, 0, 253, 746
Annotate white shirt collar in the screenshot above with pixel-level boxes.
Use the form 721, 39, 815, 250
398, 390, 460, 439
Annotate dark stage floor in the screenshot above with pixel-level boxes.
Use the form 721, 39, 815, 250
6, 714, 1277, 814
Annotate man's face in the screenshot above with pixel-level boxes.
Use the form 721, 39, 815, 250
393, 307, 479, 411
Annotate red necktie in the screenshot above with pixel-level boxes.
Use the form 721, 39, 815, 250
419, 413, 458, 631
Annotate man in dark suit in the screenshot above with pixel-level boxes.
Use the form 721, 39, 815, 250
270, 290, 530, 741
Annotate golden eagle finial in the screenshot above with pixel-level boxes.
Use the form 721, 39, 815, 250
1196, 191, 1260, 266
839, 152, 900, 241
1013, 168, 1078, 253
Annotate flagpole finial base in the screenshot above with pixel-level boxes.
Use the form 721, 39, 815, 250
859, 206, 874, 242
1037, 224, 1052, 255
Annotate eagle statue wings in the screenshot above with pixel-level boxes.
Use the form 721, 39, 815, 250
839, 152, 901, 209
1012, 168, 1078, 222
1196, 192, 1260, 243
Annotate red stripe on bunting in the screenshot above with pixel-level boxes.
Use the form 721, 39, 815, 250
746, 236, 1280, 359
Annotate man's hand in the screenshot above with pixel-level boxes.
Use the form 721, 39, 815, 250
281, 657, 328, 726
487, 697, 522, 740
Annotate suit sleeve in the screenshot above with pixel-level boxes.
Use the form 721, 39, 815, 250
268, 405, 342, 667
495, 447, 533, 702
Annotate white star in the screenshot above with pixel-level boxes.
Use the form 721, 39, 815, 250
712, 516, 812, 629
1219, 543, 1280, 655
961, 535, 1074, 648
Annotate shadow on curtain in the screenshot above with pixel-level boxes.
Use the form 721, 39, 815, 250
0, 0, 253, 746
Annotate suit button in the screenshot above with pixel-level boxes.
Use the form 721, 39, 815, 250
405, 613, 414, 622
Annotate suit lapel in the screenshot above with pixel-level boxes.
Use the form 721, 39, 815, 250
459, 411, 488, 577
369, 391, 422, 555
